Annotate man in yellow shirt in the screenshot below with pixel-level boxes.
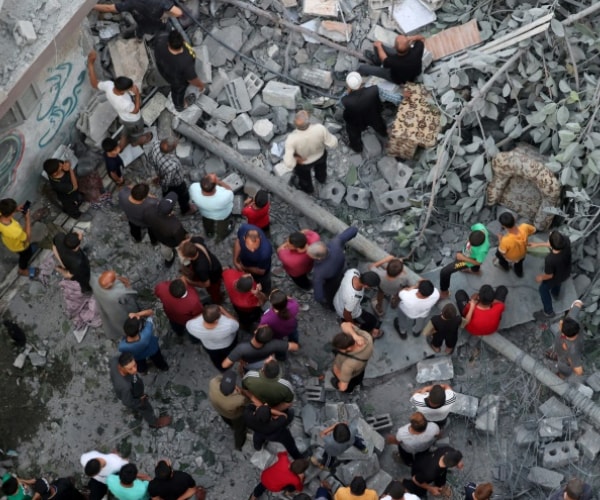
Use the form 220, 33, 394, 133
0, 198, 36, 277
494, 212, 535, 278
334, 476, 377, 500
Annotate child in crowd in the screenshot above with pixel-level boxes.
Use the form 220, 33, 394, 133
242, 190, 270, 238
312, 421, 368, 470
423, 302, 474, 355
101, 138, 125, 186
0, 198, 37, 278
1, 473, 33, 500
494, 212, 535, 277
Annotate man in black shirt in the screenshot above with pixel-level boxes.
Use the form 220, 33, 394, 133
43, 158, 90, 220
358, 34, 426, 85
178, 237, 224, 304
532, 231, 572, 320
52, 231, 91, 293
33, 477, 86, 500
154, 31, 206, 111
148, 460, 201, 500
403, 446, 463, 498
341, 72, 387, 153
144, 192, 188, 267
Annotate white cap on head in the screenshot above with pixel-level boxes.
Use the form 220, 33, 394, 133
346, 72, 362, 90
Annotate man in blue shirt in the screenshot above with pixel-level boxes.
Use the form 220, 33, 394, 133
233, 224, 273, 294
118, 310, 168, 374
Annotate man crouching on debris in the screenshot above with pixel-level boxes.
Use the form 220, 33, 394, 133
357, 34, 426, 85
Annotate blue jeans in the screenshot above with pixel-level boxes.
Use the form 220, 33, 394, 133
539, 281, 561, 314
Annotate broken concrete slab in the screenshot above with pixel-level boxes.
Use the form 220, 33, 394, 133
514, 424, 537, 446
527, 467, 563, 490
451, 393, 479, 418
345, 187, 370, 209
416, 356, 454, 383
577, 428, 600, 460
366, 469, 393, 496
301, 404, 319, 434
587, 372, 600, 392
205, 120, 229, 141
392, 0, 437, 34
203, 25, 243, 67
108, 38, 149, 91
318, 21, 352, 43
377, 157, 413, 190
302, 0, 338, 18
253, 119, 275, 142
211, 105, 237, 124
475, 395, 500, 434
362, 134, 382, 158
196, 94, 219, 115
204, 156, 227, 176
542, 441, 578, 469
194, 45, 212, 83
292, 67, 333, 89
262, 81, 302, 109
231, 113, 253, 137
225, 77, 252, 113
237, 139, 262, 156
221, 173, 244, 192
367, 25, 397, 47
336, 453, 380, 484
141, 92, 169, 127
540, 397, 573, 419
539, 417, 564, 439
319, 182, 346, 206
13, 20, 36, 46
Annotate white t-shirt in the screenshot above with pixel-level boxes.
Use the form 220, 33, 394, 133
333, 269, 363, 319
398, 287, 440, 319
410, 390, 456, 422
380, 494, 420, 500
80, 451, 128, 484
395, 421, 439, 453
189, 184, 234, 220
98, 81, 140, 123
186, 316, 239, 350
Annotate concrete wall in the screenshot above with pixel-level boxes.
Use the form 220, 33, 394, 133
0, 23, 95, 204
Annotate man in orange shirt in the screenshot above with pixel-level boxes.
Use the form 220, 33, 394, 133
494, 212, 535, 277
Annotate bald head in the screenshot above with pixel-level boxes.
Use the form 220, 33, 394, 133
307, 241, 328, 260
99, 270, 117, 289
395, 35, 410, 53
160, 139, 176, 154
294, 110, 310, 131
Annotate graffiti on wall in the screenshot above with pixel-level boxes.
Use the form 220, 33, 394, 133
36, 62, 86, 148
0, 130, 25, 190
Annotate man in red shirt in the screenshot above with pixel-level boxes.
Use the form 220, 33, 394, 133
248, 452, 309, 500
242, 190, 271, 238
222, 268, 267, 331
277, 229, 320, 290
154, 278, 203, 341
455, 284, 508, 335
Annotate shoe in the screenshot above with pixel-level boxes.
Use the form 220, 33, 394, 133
533, 310, 555, 321
77, 212, 93, 222
361, 447, 369, 454
492, 258, 509, 272
514, 268, 524, 278
412, 330, 421, 337
393, 318, 407, 339
545, 349, 558, 361
165, 256, 175, 268
150, 415, 172, 428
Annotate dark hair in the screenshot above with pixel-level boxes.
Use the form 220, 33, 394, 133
180, 241, 200, 259
360, 271, 381, 288
263, 359, 280, 378
270, 290, 291, 320
292, 494, 311, 500
332, 423, 351, 443
478, 285, 495, 306
441, 303, 457, 320
332, 332, 355, 350
0, 198, 17, 216
566, 478, 584, 500
169, 279, 187, 298
427, 385, 446, 407
236, 276, 254, 293
168, 30, 184, 50
43, 158, 61, 176
114, 76, 134, 91
289, 232, 307, 248
200, 176, 216, 192
469, 230, 486, 247
131, 183, 149, 201
387, 258, 404, 277
155, 460, 172, 480
101, 137, 119, 153
254, 189, 269, 208
64, 232, 80, 250
118, 352, 135, 367
386, 480, 405, 500
289, 459, 310, 475
202, 304, 221, 323
124, 317, 141, 337
119, 463, 138, 485
549, 231, 567, 250
409, 412, 427, 432
1, 476, 18, 496
350, 476, 366, 495
474, 483, 493, 500
418, 280, 434, 297
255, 325, 273, 344
562, 317, 580, 337
499, 212, 515, 228
84, 458, 102, 477
255, 405, 271, 423
443, 448, 463, 468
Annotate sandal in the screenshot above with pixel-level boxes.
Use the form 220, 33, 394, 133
28, 267, 39, 280
371, 329, 385, 339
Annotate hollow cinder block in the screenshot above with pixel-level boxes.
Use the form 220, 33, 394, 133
345, 186, 370, 209
378, 188, 411, 212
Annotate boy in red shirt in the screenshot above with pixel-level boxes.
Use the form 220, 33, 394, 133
455, 284, 507, 336
248, 452, 309, 500
222, 269, 267, 331
242, 190, 270, 238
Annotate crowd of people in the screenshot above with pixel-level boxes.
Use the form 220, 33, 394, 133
0, 3, 593, 500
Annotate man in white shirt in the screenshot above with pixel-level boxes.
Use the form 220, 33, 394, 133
283, 110, 338, 194
410, 383, 456, 427
188, 173, 234, 242
386, 412, 439, 466
80, 450, 128, 500
395, 279, 440, 339
87, 51, 152, 147
381, 480, 420, 500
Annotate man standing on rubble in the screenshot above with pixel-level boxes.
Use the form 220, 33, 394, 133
358, 34, 426, 85
283, 110, 338, 194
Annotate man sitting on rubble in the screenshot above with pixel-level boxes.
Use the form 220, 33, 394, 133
357, 34, 426, 85
545, 300, 585, 379
455, 284, 507, 336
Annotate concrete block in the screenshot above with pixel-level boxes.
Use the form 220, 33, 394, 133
13, 20, 36, 45
271, 107, 290, 134
301, 405, 319, 434
356, 417, 385, 452
253, 119, 275, 142
450, 393, 479, 418
344, 403, 362, 421
370, 178, 390, 214
539, 397, 573, 418
194, 45, 212, 83
232, 194, 244, 216
368, 0, 392, 10
231, 113, 254, 137
293, 67, 333, 90
176, 141, 193, 162
243, 179, 262, 197
305, 385, 325, 403
319, 182, 346, 206
193, 94, 218, 115
108, 38, 149, 91
141, 92, 168, 126
587, 371, 600, 392
577, 428, 600, 460
222, 173, 244, 192
475, 395, 500, 434
337, 454, 380, 484
205, 156, 227, 176
262, 81, 302, 110
204, 25, 243, 66
379, 189, 412, 212
211, 106, 237, 124
367, 25, 397, 47
205, 120, 229, 141
244, 72, 265, 100
175, 103, 204, 126
262, 59, 282, 82
542, 441, 578, 469
366, 414, 393, 432
575, 384, 594, 399
225, 78, 252, 113
303, 0, 337, 17
345, 187, 370, 209
250, 97, 270, 117
97, 22, 121, 41
250, 449, 275, 470
539, 418, 564, 438
237, 139, 262, 156
366, 470, 393, 496
515, 424, 537, 446
325, 402, 346, 421
377, 157, 413, 189
380, 216, 405, 235
318, 21, 352, 43
527, 467, 563, 490
362, 134, 382, 158
416, 356, 453, 383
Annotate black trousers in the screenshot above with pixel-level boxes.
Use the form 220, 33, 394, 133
439, 261, 480, 292
291, 273, 312, 290
136, 349, 169, 373
252, 270, 272, 295
162, 182, 191, 214
221, 415, 247, 450
128, 221, 157, 244
456, 286, 508, 314
495, 249, 524, 276
204, 339, 238, 372
17, 244, 33, 271
346, 118, 387, 153
294, 151, 328, 194
171, 83, 187, 112
253, 427, 302, 459
354, 310, 380, 333
332, 369, 365, 393
87, 478, 107, 500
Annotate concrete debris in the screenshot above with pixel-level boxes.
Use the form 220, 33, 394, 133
225, 78, 252, 113
221, 172, 244, 192
253, 119, 275, 142
366, 414, 393, 432
575, 384, 594, 399
302, 0, 338, 18
450, 393, 479, 418
262, 81, 302, 109
362, 133, 382, 158
539, 397, 573, 418
301, 404, 319, 434
97, 22, 121, 42
204, 25, 244, 67
577, 428, 600, 460
244, 72, 265, 100
377, 158, 414, 190
231, 113, 254, 137
527, 467, 564, 490
475, 395, 500, 434
380, 216, 404, 235
13, 21, 36, 46
367, 25, 397, 47
76, 93, 118, 146
142, 92, 169, 127
415, 356, 454, 383
345, 187, 371, 210
587, 371, 600, 392
204, 156, 227, 176
108, 38, 149, 91
366, 469, 393, 496
205, 120, 230, 141
211, 106, 238, 124
542, 441, 578, 469
337, 454, 380, 484
319, 181, 346, 206
379, 189, 412, 212
237, 139, 262, 156
28, 351, 46, 367
250, 449, 275, 470
539, 417, 564, 439
318, 21, 352, 43
292, 67, 333, 89
514, 424, 537, 446
194, 45, 213, 83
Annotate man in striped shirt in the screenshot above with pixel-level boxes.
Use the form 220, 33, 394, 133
409, 384, 456, 427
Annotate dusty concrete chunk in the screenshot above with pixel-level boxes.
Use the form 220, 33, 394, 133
345, 187, 370, 209
337, 454, 380, 484
194, 45, 212, 83
225, 78, 252, 113
205, 121, 229, 141
142, 92, 168, 126
237, 139, 262, 156
244, 73, 265, 100
205, 156, 227, 176
542, 441, 578, 469
379, 189, 412, 212
303, 0, 338, 17
108, 38, 149, 90
368, 0, 392, 10
325, 402, 345, 421
367, 25, 397, 47
450, 393, 479, 418
539, 397, 573, 418
211, 106, 237, 123
367, 469, 394, 496
475, 395, 500, 434
14, 20, 36, 45
577, 429, 600, 460
231, 113, 253, 137
196, 94, 219, 114
221, 173, 244, 192
377, 157, 413, 189
586, 371, 600, 392
204, 25, 243, 66
293, 67, 333, 89
250, 449, 275, 470
318, 21, 352, 42
514, 424, 537, 446
262, 81, 302, 109
362, 134, 382, 158
253, 119, 275, 142
28, 352, 46, 367
416, 356, 453, 383
527, 467, 564, 490
319, 182, 346, 206
539, 417, 563, 438
366, 414, 393, 432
